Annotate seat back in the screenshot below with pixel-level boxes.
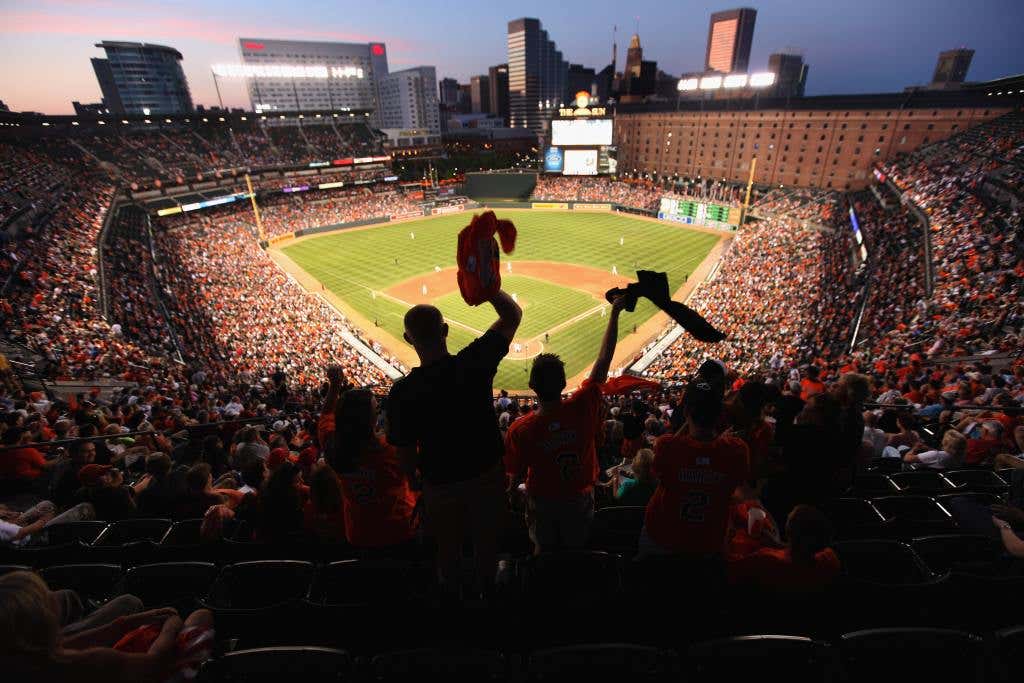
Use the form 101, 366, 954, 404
839, 628, 984, 682
833, 540, 932, 584
824, 498, 886, 540
871, 496, 955, 537
910, 534, 1002, 575
528, 644, 664, 681
93, 519, 173, 546
889, 471, 956, 495
208, 560, 315, 609
45, 521, 108, 546
124, 562, 218, 610
161, 519, 203, 546
202, 646, 351, 682
39, 563, 123, 601
943, 469, 1010, 494
687, 635, 834, 683
371, 648, 506, 682
522, 551, 620, 605
315, 559, 431, 607
588, 506, 645, 555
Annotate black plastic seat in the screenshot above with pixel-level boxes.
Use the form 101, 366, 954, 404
40, 563, 123, 602
871, 496, 955, 537
839, 628, 984, 682
824, 498, 887, 540
889, 471, 957, 495
833, 540, 932, 584
205, 560, 315, 609
988, 625, 1024, 683
312, 559, 432, 607
588, 506, 645, 555
521, 551, 620, 606
370, 648, 506, 682
910, 534, 1003, 575
528, 644, 665, 682
93, 519, 173, 546
943, 469, 1011, 494
45, 521, 108, 545
160, 519, 203, 546
124, 562, 218, 610
686, 635, 835, 683
847, 474, 898, 497
199, 646, 351, 682
0, 564, 32, 576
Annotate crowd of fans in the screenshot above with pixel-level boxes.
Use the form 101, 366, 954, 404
532, 175, 747, 212
31, 120, 384, 191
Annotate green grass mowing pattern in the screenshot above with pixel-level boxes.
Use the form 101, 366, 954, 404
283, 210, 719, 390
432, 274, 597, 338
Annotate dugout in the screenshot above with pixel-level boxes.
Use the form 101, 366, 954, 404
463, 172, 538, 201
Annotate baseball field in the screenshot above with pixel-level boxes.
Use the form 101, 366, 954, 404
278, 210, 721, 390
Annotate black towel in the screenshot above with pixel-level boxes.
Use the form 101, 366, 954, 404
605, 270, 725, 343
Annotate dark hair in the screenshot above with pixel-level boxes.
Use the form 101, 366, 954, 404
240, 457, 267, 488
684, 381, 722, 429
786, 505, 833, 565
259, 461, 303, 539
331, 389, 376, 473
806, 365, 820, 380
145, 452, 172, 478
309, 465, 343, 515
404, 304, 445, 346
530, 353, 566, 401
185, 463, 212, 494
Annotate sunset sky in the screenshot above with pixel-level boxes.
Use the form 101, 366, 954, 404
2, 0, 1022, 114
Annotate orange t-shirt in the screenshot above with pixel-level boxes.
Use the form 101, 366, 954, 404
727, 547, 840, 591
337, 439, 419, 548
504, 380, 604, 500
799, 378, 826, 402
644, 432, 749, 555
0, 447, 47, 480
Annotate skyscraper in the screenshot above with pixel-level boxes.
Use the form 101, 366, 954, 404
932, 48, 974, 86
705, 8, 757, 74
470, 75, 491, 113
439, 77, 460, 106
92, 41, 193, 115
768, 52, 808, 97
507, 17, 568, 135
379, 66, 440, 133
488, 64, 510, 122
567, 64, 597, 100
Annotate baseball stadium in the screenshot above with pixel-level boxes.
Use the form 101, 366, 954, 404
1, 1, 1024, 679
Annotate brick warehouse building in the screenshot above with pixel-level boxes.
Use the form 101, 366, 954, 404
614, 88, 1019, 191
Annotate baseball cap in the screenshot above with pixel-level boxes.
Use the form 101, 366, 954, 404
79, 463, 113, 486
272, 420, 290, 433
684, 380, 723, 427
268, 447, 297, 470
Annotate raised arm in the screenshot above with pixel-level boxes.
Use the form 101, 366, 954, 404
487, 289, 523, 342
589, 295, 626, 385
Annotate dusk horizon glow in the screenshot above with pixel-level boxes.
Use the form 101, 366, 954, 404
2, 0, 1022, 115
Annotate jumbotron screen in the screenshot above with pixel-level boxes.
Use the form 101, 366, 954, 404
551, 118, 613, 146
563, 149, 599, 175
658, 197, 741, 228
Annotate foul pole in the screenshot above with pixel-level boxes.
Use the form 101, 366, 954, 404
740, 156, 757, 226
244, 174, 266, 241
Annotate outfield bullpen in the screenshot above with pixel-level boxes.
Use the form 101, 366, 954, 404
278, 210, 721, 390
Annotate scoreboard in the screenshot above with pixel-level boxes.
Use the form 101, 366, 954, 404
658, 197, 741, 229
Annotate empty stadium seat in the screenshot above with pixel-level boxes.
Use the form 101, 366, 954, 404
528, 644, 666, 682
370, 648, 507, 682
521, 551, 621, 606
93, 518, 173, 546
824, 498, 887, 540
160, 519, 203, 546
311, 559, 432, 607
40, 563, 123, 602
847, 474, 899, 498
888, 471, 957, 495
588, 506, 645, 555
199, 646, 351, 683
870, 496, 956, 537
832, 540, 932, 584
838, 628, 984, 682
686, 635, 835, 683
910, 534, 1003, 575
943, 469, 1011, 495
988, 625, 1024, 683
44, 520, 108, 546
205, 560, 315, 609
124, 562, 218, 611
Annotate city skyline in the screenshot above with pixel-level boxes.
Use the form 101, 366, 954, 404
2, 0, 1023, 114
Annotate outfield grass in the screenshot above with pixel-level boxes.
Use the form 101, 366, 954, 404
283, 210, 718, 390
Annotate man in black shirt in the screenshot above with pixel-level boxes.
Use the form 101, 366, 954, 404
387, 289, 521, 599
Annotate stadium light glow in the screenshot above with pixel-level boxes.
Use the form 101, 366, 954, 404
699, 76, 722, 90
677, 78, 699, 91
723, 74, 748, 88
98, 120, 106, 125
142, 108, 150, 115
749, 72, 776, 87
